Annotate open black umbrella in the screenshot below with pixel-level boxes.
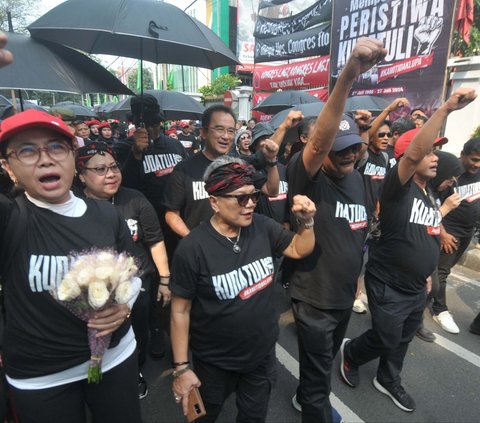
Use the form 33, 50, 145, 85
54, 101, 96, 118
254, 91, 320, 115
28, 0, 239, 69
108, 90, 205, 121
0, 32, 133, 95
344, 95, 390, 113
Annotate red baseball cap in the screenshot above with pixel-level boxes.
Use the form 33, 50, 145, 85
394, 128, 448, 159
180, 121, 189, 128
0, 109, 74, 145
86, 119, 101, 127
98, 121, 111, 130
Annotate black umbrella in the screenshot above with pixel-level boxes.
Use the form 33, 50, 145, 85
54, 101, 96, 118
254, 91, 320, 115
345, 95, 390, 112
0, 32, 133, 95
28, 0, 239, 69
108, 90, 205, 121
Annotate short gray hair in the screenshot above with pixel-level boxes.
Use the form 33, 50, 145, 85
203, 156, 246, 182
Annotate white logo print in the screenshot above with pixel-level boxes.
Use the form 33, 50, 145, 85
339, 120, 350, 131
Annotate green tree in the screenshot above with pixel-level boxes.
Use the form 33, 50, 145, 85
0, 0, 40, 33
199, 74, 241, 99
452, 0, 480, 57
127, 66, 154, 93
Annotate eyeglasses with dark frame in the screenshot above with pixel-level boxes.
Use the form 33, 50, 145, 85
83, 163, 121, 176
377, 131, 393, 138
6, 141, 72, 165
207, 126, 236, 137
218, 190, 261, 207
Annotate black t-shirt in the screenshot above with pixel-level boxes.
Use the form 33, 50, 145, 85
177, 133, 200, 154
386, 144, 397, 168
112, 187, 164, 276
441, 170, 480, 238
356, 149, 389, 218
255, 163, 289, 224
287, 151, 368, 309
0, 195, 135, 378
163, 152, 267, 231
170, 214, 294, 372
121, 134, 187, 210
367, 166, 441, 294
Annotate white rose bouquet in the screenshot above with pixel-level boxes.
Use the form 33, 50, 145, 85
52, 249, 139, 383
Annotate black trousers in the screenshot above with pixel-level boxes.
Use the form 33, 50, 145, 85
346, 272, 426, 389
193, 348, 276, 423
292, 300, 352, 423
432, 235, 471, 315
9, 352, 141, 423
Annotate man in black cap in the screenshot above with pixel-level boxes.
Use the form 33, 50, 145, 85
287, 37, 387, 423
118, 94, 187, 359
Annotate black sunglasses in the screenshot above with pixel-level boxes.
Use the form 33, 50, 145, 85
219, 190, 261, 207
378, 132, 392, 138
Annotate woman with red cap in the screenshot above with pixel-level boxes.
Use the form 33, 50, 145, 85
170, 155, 316, 423
0, 110, 142, 423
97, 121, 113, 144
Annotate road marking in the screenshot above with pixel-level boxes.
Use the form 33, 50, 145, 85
450, 270, 480, 288
275, 343, 364, 423
433, 333, 480, 368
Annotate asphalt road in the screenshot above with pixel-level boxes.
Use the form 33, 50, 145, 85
140, 263, 480, 423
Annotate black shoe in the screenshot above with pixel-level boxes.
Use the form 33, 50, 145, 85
138, 372, 148, 400
373, 377, 415, 412
340, 338, 359, 387
470, 324, 480, 335
416, 325, 436, 342
149, 328, 166, 359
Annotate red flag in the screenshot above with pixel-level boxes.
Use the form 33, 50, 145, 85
456, 0, 474, 43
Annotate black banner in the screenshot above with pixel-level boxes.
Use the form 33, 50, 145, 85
258, 0, 293, 10
255, 22, 330, 63
254, 0, 332, 39
329, 0, 456, 112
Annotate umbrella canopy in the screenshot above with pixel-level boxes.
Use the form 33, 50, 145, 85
270, 102, 325, 129
0, 32, 133, 95
344, 95, 390, 113
54, 101, 96, 118
28, 0, 239, 69
254, 91, 320, 115
108, 90, 205, 121
0, 95, 48, 119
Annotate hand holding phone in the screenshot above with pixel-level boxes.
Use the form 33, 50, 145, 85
186, 387, 206, 422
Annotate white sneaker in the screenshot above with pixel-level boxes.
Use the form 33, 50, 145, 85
433, 311, 460, 334
352, 298, 367, 314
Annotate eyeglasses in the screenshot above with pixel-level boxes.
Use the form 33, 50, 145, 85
83, 163, 121, 176
6, 141, 72, 165
377, 132, 392, 138
208, 126, 236, 137
219, 190, 261, 207
240, 135, 251, 140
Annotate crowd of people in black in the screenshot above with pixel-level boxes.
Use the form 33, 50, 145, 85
0, 32, 479, 423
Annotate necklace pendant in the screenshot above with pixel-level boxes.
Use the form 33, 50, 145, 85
233, 244, 241, 254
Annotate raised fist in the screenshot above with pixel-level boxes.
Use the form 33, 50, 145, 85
444, 87, 477, 112
347, 37, 387, 77
414, 16, 443, 55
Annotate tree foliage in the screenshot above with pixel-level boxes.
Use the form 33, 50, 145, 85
126, 66, 154, 92
199, 74, 241, 98
452, 0, 480, 57
0, 0, 40, 33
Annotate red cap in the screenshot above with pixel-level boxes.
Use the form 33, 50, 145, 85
394, 128, 448, 159
86, 119, 101, 127
0, 109, 74, 145
98, 121, 111, 130
180, 121, 189, 128
165, 128, 177, 135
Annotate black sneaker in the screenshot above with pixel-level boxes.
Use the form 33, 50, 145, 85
416, 325, 436, 342
149, 328, 166, 359
373, 377, 415, 412
340, 338, 359, 387
470, 324, 480, 335
138, 372, 148, 400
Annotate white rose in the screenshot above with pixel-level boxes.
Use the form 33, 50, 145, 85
76, 267, 95, 287
97, 251, 115, 263
115, 281, 133, 304
95, 266, 114, 281
88, 281, 110, 309
57, 276, 81, 301
124, 257, 138, 277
